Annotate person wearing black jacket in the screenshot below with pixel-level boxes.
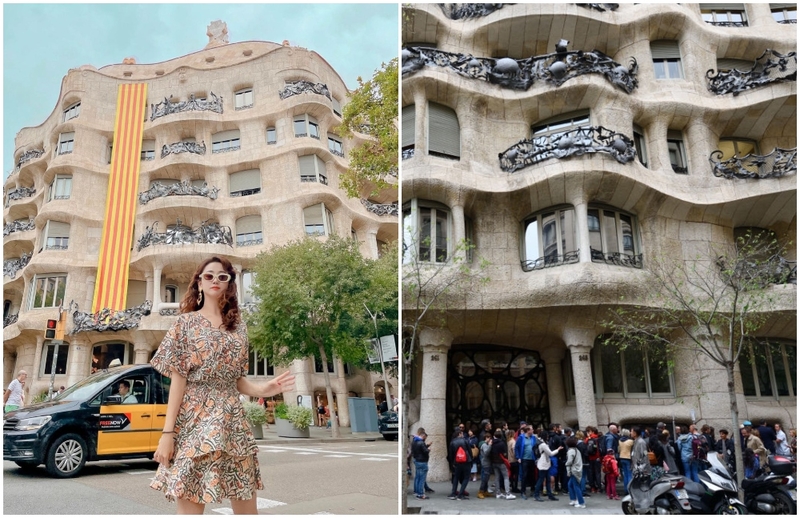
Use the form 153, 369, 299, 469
449, 430, 474, 500
411, 429, 431, 500
549, 424, 567, 494
716, 429, 735, 469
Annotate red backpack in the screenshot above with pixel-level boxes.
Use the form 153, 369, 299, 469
455, 446, 467, 463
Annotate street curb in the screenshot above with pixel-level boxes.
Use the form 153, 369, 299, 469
255, 436, 387, 446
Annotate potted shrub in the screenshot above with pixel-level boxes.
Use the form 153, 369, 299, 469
274, 403, 312, 438
243, 401, 267, 439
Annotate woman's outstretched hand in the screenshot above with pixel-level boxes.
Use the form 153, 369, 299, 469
261, 371, 296, 397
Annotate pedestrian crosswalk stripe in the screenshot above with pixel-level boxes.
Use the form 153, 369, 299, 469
323, 454, 350, 458
294, 452, 317, 455
361, 458, 391, 461
212, 498, 286, 514
260, 445, 396, 458
122, 469, 152, 475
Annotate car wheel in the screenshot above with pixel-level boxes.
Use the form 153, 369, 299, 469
382, 434, 394, 441
45, 433, 87, 478
14, 460, 39, 471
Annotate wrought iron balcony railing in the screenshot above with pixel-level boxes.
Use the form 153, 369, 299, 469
361, 199, 399, 217
402, 44, 638, 93
230, 188, 261, 198
161, 140, 206, 158
136, 220, 233, 251
705, 20, 748, 27
159, 308, 180, 316
5, 186, 35, 207
577, 3, 619, 12
236, 238, 264, 247
591, 248, 644, 268
4, 253, 31, 279
707, 49, 797, 96
710, 147, 796, 180
402, 148, 415, 160
3, 313, 18, 328
777, 19, 797, 24
499, 126, 636, 173
279, 80, 332, 101
718, 257, 797, 287
15, 149, 44, 170
3, 219, 35, 237
439, 3, 507, 19
68, 300, 152, 334
522, 250, 580, 272
150, 92, 223, 121
139, 180, 220, 205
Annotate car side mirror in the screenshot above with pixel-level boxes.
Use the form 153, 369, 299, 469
104, 394, 123, 405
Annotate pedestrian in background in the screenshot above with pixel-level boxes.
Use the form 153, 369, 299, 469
448, 429, 473, 500
534, 429, 562, 502
477, 432, 493, 498
574, 430, 589, 498
515, 425, 537, 499
411, 428, 431, 500
565, 436, 585, 508
585, 426, 603, 493
774, 423, 791, 456
3, 370, 27, 413
506, 429, 518, 493
618, 428, 633, 495
602, 448, 620, 500
491, 429, 515, 499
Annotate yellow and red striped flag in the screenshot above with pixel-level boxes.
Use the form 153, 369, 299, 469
92, 83, 148, 312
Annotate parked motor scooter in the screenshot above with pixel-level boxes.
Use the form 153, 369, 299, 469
681, 453, 747, 514
622, 472, 691, 515
742, 455, 796, 515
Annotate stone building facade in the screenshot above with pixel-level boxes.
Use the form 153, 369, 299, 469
3, 23, 398, 423
402, 3, 796, 480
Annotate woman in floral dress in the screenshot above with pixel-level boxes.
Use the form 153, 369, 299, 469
150, 256, 295, 514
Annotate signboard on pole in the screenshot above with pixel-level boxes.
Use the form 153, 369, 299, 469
368, 335, 398, 363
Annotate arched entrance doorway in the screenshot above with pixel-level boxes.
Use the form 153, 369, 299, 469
448, 345, 549, 434
374, 380, 393, 409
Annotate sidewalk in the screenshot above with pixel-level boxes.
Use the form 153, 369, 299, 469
254, 423, 388, 445
406, 480, 625, 515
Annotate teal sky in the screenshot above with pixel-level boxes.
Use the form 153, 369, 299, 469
3, 2, 399, 179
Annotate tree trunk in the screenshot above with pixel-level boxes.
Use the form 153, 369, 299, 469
318, 343, 340, 439
726, 361, 744, 500
401, 335, 415, 514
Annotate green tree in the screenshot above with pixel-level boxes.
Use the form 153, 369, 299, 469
604, 230, 793, 500
337, 58, 398, 198
247, 236, 397, 439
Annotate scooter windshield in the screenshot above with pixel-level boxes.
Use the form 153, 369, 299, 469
707, 452, 732, 477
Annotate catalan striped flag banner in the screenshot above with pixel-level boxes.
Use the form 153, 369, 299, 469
92, 83, 148, 312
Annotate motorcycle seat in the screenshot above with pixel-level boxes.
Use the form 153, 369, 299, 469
681, 477, 705, 495
741, 478, 757, 490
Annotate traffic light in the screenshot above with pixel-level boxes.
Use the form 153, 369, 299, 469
45, 319, 58, 339
55, 311, 67, 341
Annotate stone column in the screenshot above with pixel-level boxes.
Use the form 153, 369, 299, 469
152, 266, 163, 312
145, 272, 154, 306
540, 347, 567, 426
334, 358, 350, 427
418, 327, 453, 482
289, 358, 313, 407
451, 204, 465, 261
366, 229, 379, 260
563, 328, 598, 429
574, 200, 591, 263
65, 337, 91, 388
30, 335, 44, 385
647, 119, 670, 173
133, 334, 152, 365
85, 278, 96, 311
414, 91, 428, 155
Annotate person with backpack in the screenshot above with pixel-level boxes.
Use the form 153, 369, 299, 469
448, 429, 473, 500
585, 426, 602, 493
491, 430, 516, 500
534, 429, 562, 502
676, 424, 701, 483
565, 436, 586, 509
602, 448, 620, 500
574, 430, 590, 499
515, 425, 537, 499
477, 432, 493, 499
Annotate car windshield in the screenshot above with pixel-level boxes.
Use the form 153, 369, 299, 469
55, 369, 127, 402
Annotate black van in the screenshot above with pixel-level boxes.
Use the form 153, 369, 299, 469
3, 364, 170, 477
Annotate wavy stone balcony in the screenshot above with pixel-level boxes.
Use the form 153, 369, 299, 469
3, 253, 31, 279
402, 44, 638, 93
5, 186, 35, 207
136, 220, 233, 251
710, 147, 797, 179
279, 80, 331, 101
707, 50, 797, 96
139, 180, 220, 205
499, 126, 636, 173
150, 92, 223, 122
68, 299, 152, 334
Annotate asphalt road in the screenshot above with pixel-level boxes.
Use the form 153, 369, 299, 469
3, 440, 398, 515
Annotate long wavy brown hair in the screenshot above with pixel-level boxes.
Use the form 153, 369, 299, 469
179, 256, 240, 331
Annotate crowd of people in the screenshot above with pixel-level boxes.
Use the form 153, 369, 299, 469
408, 418, 797, 508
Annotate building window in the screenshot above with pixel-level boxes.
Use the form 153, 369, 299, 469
47, 174, 72, 202
667, 130, 688, 174
594, 335, 674, 397
700, 4, 748, 26
402, 105, 415, 157
651, 40, 684, 79
229, 169, 261, 197
63, 102, 81, 122
58, 132, 75, 155
771, 3, 797, 23
633, 125, 648, 167
241, 270, 257, 305
236, 215, 263, 247
91, 342, 133, 373
402, 199, 450, 263
164, 285, 177, 304
428, 102, 460, 159
212, 130, 241, 153
522, 206, 578, 271
107, 144, 113, 164
266, 127, 277, 145
41, 341, 70, 376
248, 348, 275, 376
716, 58, 756, 72
298, 155, 328, 185
41, 221, 70, 251
328, 135, 344, 157
315, 357, 335, 373
30, 274, 67, 309
141, 139, 156, 161
588, 207, 640, 266
740, 339, 796, 399
718, 138, 758, 160
303, 203, 334, 236
294, 114, 320, 139
332, 97, 342, 117
235, 88, 254, 110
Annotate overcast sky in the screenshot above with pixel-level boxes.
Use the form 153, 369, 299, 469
3, 2, 399, 179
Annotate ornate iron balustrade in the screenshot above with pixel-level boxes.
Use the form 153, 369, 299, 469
705, 20, 748, 27
279, 80, 331, 101
211, 143, 240, 154
236, 238, 264, 247
499, 126, 636, 173
45, 243, 69, 251
150, 92, 223, 122
161, 140, 206, 158
139, 180, 220, 205
68, 300, 152, 334
3, 219, 35, 236
235, 103, 253, 111
4, 313, 18, 328
16, 149, 44, 170
439, 3, 507, 19
402, 149, 415, 160
402, 43, 638, 93
577, 3, 619, 12
136, 220, 233, 251
5, 186, 36, 207
707, 49, 797, 96
230, 188, 261, 197
718, 257, 797, 287
777, 19, 797, 24
159, 308, 180, 316
710, 147, 796, 179
330, 149, 344, 158
4, 253, 31, 279
671, 164, 688, 174
522, 250, 580, 272
361, 199, 399, 217
591, 248, 643, 268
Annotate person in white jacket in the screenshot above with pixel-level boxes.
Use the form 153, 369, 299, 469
534, 429, 563, 502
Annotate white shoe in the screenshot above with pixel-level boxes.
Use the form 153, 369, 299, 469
569, 500, 576, 506
576, 504, 586, 508
506, 493, 516, 500
496, 493, 505, 499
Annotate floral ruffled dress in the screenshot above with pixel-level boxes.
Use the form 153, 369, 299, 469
149, 312, 263, 503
